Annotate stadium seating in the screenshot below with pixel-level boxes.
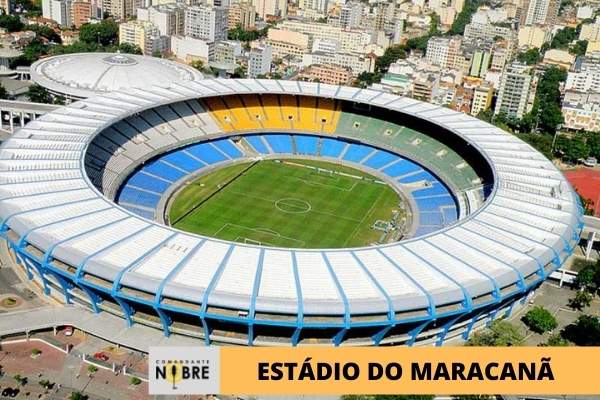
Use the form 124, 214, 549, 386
115, 133, 458, 236
333, 111, 480, 191
116, 138, 243, 219
203, 94, 341, 134
294, 135, 318, 155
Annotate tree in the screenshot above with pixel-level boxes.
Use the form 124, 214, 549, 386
516, 48, 541, 65
129, 376, 141, 385
79, 19, 118, 46
466, 320, 524, 346
550, 26, 578, 49
448, 0, 478, 35
228, 24, 268, 42
118, 42, 143, 55
573, 259, 600, 293
69, 392, 88, 400
87, 365, 98, 374
26, 84, 52, 103
191, 59, 204, 71
375, 45, 406, 73
555, 134, 589, 162
522, 306, 558, 333
561, 315, 600, 345
355, 71, 383, 87
38, 379, 53, 392
531, 66, 567, 134
570, 40, 588, 56
13, 374, 27, 387
0, 14, 24, 32
540, 333, 570, 346
568, 290, 593, 310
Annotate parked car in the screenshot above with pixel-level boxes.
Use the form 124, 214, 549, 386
583, 157, 597, 167
93, 352, 109, 361
64, 326, 74, 336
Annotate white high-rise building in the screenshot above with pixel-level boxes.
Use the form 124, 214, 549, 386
137, 3, 186, 37
255, 0, 286, 20
119, 20, 168, 55
185, 5, 228, 42
519, 0, 560, 26
340, 1, 362, 29
494, 63, 535, 119
299, 0, 328, 14
248, 45, 272, 78
42, 0, 72, 26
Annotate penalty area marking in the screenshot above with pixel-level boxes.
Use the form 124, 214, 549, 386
275, 198, 312, 214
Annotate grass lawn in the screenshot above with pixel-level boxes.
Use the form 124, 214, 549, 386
169, 159, 401, 248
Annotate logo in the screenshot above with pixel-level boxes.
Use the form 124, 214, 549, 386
149, 347, 220, 394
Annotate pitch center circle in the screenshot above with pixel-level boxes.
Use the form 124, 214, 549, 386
275, 198, 311, 214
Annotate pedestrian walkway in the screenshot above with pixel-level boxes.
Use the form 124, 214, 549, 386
0, 306, 201, 353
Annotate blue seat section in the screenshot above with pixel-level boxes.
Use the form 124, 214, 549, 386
245, 135, 270, 154
213, 139, 242, 158
186, 142, 228, 164
363, 150, 398, 169
412, 182, 450, 198
127, 172, 170, 193
442, 207, 458, 223
342, 144, 372, 163
415, 195, 455, 212
161, 150, 204, 173
398, 170, 433, 184
382, 160, 422, 177
419, 212, 444, 226
414, 226, 439, 237
295, 135, 318, 155
320, 138, 346, 157
118, 186, 161, 209
142, 160, 186, 182
264, 134, 293, 153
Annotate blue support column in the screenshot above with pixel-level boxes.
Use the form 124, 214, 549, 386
291, 327, 302, 346
406, 320, 431, 346
45, 270, 73, 304
291, 251, 303, 347
155, 307, 172, 337
436, 315, 463, 346
80, 285, 102, 313
114, 296, 134, 327
14, 251, 33, 280
372, 324, 394, 345
26, 257, 50, 295
462, 310, 487, 340
504, 300, 517, 318
201, 318, 211, 346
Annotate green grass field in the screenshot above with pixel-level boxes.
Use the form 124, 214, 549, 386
169, 159, 401, 248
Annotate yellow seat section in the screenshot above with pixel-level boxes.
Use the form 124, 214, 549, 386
240, 95, 267, 127
222, 95, 261, 131
297, 96, 317, 131
260, 94, 289, 130
316, 98, 341, 134
202, 97, 235, 132
279, 95, 298, 129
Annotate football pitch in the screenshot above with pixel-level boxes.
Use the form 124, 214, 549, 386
168, 159, 401, 248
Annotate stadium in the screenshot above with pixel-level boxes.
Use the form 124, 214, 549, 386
0, 79, 583, 346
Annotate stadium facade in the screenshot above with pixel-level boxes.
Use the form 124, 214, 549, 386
0, 79, 583, 346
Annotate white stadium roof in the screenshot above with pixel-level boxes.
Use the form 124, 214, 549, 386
30, 53, 203, 99
0, 79, 582, 318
